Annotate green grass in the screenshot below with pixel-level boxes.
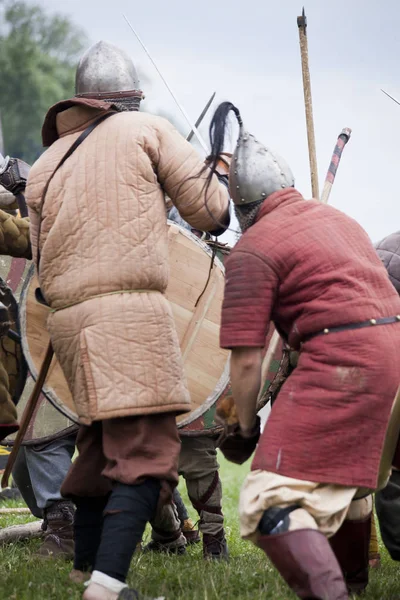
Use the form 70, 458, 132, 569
0, 456, 399, 599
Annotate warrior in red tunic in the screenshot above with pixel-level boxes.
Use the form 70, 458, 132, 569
207, 103, 400, 600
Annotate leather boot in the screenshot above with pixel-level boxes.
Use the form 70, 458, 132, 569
142, 530, 187, 555
257, 529, 348, 600
35, 500, 75, 559
329, 514, 371, 594
203, 529, 229, 560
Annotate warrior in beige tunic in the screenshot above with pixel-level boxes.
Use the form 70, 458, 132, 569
25, 42, 230, 600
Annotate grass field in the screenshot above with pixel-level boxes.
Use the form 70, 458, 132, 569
0, 455, 399, 600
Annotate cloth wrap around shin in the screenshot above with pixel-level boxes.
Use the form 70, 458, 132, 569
151, 436, 224, 539
62, 414, 180, 577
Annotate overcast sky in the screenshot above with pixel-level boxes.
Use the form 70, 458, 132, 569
35, 0, 400, 244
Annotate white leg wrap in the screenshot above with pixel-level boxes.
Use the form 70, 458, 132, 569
87, 571, 128, 593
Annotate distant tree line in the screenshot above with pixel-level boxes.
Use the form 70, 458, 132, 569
0, 0, 88, 163
0, 0, 186, 165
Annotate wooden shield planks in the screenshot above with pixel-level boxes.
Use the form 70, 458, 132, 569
18, 268, 76, 422
180, 324, 284, 435
19, 224, 230, 428
1, 375, 78, 446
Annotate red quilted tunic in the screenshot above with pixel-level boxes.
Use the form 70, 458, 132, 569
220, 189, 400, 488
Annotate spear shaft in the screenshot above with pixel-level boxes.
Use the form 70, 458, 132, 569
320, 128, 352, 204
258, 9, 322, 403
123, 14, 210, 155
381, 88, 400, 107
298, 8, 319, 199
257, 127, 352, 405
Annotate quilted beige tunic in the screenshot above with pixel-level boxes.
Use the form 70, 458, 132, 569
26, 102, 229, 425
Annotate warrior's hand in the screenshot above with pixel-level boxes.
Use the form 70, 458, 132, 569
216, 396, 260, 464
218, 416, 261, 465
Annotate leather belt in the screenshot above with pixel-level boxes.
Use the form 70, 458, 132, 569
302, 315, 400, 344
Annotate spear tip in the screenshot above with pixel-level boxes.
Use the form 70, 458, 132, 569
297, 7, 307, 29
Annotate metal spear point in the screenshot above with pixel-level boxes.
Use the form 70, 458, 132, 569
123, 14, 210, 155
186, 92, 216, 142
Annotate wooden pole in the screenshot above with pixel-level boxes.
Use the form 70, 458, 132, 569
298, 8, 319, 199
257, 330, 280, 405
320, 128, 352, 205
257, 8, 321, 403
257, 127, 352, 404
0, 521, 43, 544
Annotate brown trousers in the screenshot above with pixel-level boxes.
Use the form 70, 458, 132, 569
61, 413, 181, 504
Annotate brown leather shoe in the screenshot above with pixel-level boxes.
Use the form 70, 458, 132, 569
258, 529, 348, 599
329, 515, 371, 594
35, 500, 74, 560
203, 529, 229, 560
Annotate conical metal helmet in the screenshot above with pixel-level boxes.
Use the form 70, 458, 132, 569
229, 124, 295, 206
75, 41, 141, 96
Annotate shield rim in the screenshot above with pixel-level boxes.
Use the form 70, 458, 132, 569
19, 263, 80, 425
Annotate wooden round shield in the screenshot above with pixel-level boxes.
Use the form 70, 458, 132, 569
1, 375, 78, 446
180, 325, 284, 436
18, 224, 231, 429
0, 242, 78, 446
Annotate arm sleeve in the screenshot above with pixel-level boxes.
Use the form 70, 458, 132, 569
0, 210, 32, 260
147, 119, 230, 232
220, 250, 278, 348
